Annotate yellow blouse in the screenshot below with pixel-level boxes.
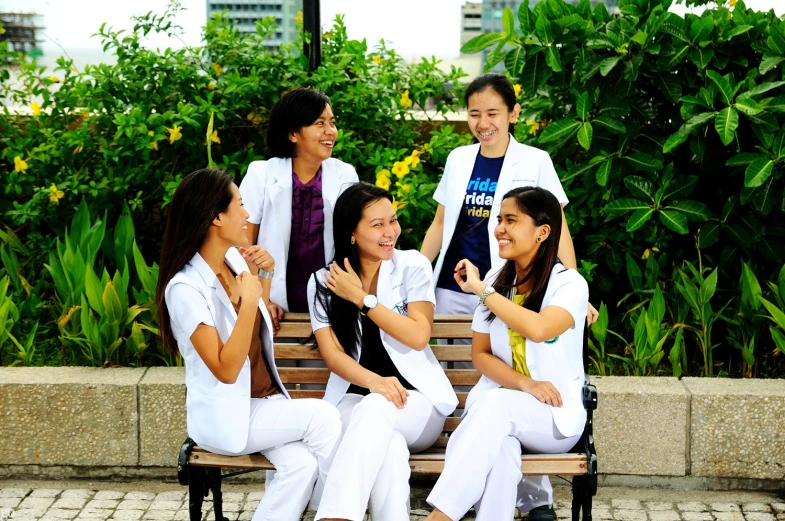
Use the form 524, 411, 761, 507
508, 290, 530, 377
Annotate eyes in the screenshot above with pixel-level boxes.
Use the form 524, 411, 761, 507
372, 217, 399, 227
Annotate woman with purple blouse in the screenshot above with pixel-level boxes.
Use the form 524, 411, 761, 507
240, 87, 359, 330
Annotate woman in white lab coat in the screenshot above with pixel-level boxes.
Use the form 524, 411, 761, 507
424, 186, 589, 521
240, 86, 359, 328
155, 169, 342, 521
307, 182, 457, 521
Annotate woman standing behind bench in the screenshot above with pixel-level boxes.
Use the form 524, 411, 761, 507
156, 169, 342, 521
425, 187, 589, 521
307, 182, 458, 521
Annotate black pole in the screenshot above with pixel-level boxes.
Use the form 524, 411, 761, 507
303, 0, 322, 71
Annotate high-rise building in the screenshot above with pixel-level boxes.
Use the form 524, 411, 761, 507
461, 2, 483, 54
206, 0, 303, 51
0, 12, 44, 57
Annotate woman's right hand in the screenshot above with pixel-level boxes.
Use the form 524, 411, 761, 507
237, 272, 263, 308
522, 379, 563, 408
367, 376, 410, 409
453, 258, 485, 296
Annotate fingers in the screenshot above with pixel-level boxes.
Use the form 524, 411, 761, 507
267, 303, 280, 332
343, 258, 357, 275
394, 380, 408, 407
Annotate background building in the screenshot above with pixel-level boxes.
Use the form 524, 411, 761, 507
460, 1, 483, 54
0, 12, 44, 57
205, 0, 302, 50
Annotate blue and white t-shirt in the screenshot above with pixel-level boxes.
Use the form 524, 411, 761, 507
436, 152, 504, 292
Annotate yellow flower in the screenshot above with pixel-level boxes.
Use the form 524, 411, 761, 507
392, 200, 407, 211
401, 184, 411, 193
373, 55, 382, 64
376, 169, 391, 181
71, 66, 78, 73
404, 156, 413, 166
149, 130, 159, 151
73, 144, 83, 155
207, 82, 216, 91
295, 10, 303, 24
376, 175, 391, 191
167, 124, 182, 144
211, 63, 223, 76
391, 161, 410, 178
642, 248, 650, 260
14, 156, 28, 173
408, 153, 420, 168
47, 75, 60, 83
49, 184, 65, 204
399, 90, 413, 108
210, 130, 220, 144
247, 111, 263, 126
513, 84, 522, 97
31, 101, 41, 117
525, 119, 541, 135
411, 149, 423, 157
729, 0, 736, 6
323, 30, 334, 39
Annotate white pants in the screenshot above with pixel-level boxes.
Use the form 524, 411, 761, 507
427, 388, 580, 521
435, 287, 553, 509
316, 392, 446, 521
200, 395, 341, 521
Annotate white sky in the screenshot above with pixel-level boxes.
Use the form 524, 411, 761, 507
1, 0, 783, 68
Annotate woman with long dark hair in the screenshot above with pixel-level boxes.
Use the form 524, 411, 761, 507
155, 169, 342, 521
306, 182, 457, 521
424, 187, 589, 521
240, 86, 358, 329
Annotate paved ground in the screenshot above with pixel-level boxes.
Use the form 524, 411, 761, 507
0, 480, 783, 521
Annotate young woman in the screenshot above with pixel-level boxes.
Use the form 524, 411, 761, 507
240, 86, 359, 329
307, 182, 458, 521
156, 169, 342, 521
424, 187, 589, 521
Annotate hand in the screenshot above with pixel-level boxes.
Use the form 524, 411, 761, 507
324, 258, 365, 306
239, 245, 275, 274
522, 379, 563, 408
453, 259, 485, 296
237, 272, 263, 309
367, 376, 410, 409
266, 301, 284, 334
586, 302, 599, 326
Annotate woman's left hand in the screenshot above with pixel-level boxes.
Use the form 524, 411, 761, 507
586, 302, 599, 326
324, 258, 365, 306
239, 245, 275, 274
453, 259, 486, 296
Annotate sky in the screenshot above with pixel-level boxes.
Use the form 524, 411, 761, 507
1, 0, 784, 69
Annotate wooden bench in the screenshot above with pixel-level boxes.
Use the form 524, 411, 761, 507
177, 314, 598, 521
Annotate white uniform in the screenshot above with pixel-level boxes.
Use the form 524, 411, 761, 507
307, 249, 458, 521
239, 157, 359, 312
165, 248, 342, 521
426, 264, 589, 521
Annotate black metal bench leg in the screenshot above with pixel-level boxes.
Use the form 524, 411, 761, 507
208, 467, 228, 521
572, 475, 593, 521
188, 467, 206, 521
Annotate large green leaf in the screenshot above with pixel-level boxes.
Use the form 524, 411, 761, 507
738, 81, 785, 99
502, 7, 515, 35
593, 116, 625, 133
596, 158, 612, 186
461, 32, 507, 54
659, 209, 689, 234
666, 200, 711, 221
624, 175, 655, 200
600, 56, 620, 77
576, 92, 591, 120
536, 14, 554, 45
538, 118, 581, 143
759, 296, 785, 331
102, 281, 124, 324
663, 132, 687, 154
625, 153, 664, 172
504, 47, 526, 75
689, 47, 714, 69
714, 107, 739, 146
752, 176, 776, 215
759, 54, 785, 75
740, 260, 762, 311
521, 51, 546, 96
767, 26, 785, 55
689, 16, 714, 44
604, 198, 649, 212
726, 152, 764, 166
658, 76, 683, 103
744, 157, 774, 187
735, 97, 763, 116
626, 208, 654, 232
546, 46, 563, 72
518, 0, 533, 32
698, 222, 720, 248
706, 70, 734, 106
657, 43, 689, 70
726, 24, 753, 40
577, 121, 593, 150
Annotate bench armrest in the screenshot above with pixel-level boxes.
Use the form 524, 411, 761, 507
582, 383, 598, 411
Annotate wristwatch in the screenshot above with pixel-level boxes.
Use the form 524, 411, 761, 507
361, 294, 378, 315
478, 285, 496, 306
257, 269, 274, 280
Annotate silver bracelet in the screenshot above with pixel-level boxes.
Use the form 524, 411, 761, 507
478, 285, 496, 306
257, 269, 274, 280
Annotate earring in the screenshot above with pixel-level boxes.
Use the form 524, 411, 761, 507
351, 237, 356, 245
537, 237, 542, 242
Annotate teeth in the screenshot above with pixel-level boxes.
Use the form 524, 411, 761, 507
380, 242, 394, 247
479, 130, 496, 138
498, 239, 511, 245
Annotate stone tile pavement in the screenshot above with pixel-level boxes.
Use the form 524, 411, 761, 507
0, 481, 782, 521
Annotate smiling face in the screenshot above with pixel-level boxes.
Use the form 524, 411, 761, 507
290, 104, 337, 161
352, 197, 401, 262
467, 88, 520, 156
214, 183, 250, 247
495, 196, 550, 262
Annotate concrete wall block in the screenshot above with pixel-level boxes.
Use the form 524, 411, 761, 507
0, 367, 143, 466
138, 367, 186, 467
684, 378, 785, 480
592, 376, 689, 476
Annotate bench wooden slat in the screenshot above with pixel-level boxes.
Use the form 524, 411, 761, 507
278, 368, 480, 386
274, 344, 474, 363
282, 313, 473, 323
277, 323, 473, 340
288, 390, 469, 409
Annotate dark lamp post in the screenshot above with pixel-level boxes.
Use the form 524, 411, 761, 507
303, 0, 322, 71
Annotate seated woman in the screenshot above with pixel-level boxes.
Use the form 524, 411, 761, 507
240, 86, 359, 326
307, 182, 458, 521
155, 169, 342, 521
424, 186, 589, 521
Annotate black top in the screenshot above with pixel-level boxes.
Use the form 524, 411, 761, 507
347, 314, 416, 396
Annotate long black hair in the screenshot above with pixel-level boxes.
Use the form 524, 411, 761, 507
155, 169, 235, 354
266, 86, 331, 158
487, 186, 563, 321
464, 73, 518, 136
313, 182, 393, 359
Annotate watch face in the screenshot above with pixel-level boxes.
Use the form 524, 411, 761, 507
363, 294, 378, 308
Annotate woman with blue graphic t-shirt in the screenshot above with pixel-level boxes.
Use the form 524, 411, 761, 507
419, 73, 594, 521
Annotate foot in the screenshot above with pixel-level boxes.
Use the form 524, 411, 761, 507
529, 504, 557, 521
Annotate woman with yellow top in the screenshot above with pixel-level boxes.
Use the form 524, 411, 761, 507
424, 186, 589, 521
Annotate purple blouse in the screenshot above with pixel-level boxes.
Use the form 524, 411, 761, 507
286, 167, 326, 313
